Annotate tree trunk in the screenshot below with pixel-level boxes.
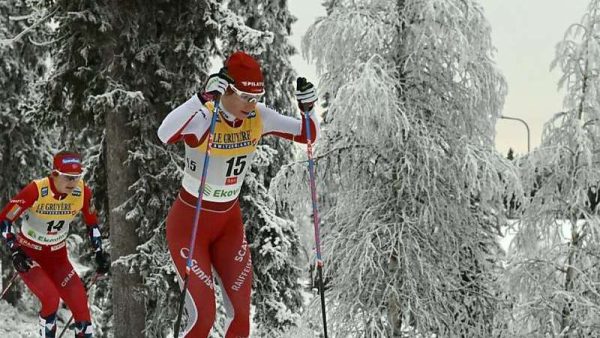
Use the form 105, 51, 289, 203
107, 107, 145, 337
387, 252, 402, 337
561, 219, 579, 336
1, 141, 21, 305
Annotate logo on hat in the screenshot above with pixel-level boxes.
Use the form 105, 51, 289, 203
62, 158, 80, 164
241, 81, 264, 87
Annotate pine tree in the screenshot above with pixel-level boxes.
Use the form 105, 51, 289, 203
273, 0, 520, 336
223, 0, 304, 335
508, 1, 600, 335
0, 0, 52, 305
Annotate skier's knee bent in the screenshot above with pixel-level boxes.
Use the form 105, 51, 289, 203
39, 293, 60, 319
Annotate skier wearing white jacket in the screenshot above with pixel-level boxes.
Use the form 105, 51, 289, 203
157, 51, 319, 337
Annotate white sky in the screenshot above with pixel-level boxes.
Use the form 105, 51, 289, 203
288, 1, 325, 92
289, 0, 591, 157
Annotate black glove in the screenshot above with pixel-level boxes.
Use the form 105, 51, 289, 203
95, 250, 110, 274
202, 67, 234, 99
296, 77, 318, 112
11, 248, 33, 273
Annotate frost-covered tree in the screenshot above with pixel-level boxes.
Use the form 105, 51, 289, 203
224, 1, 304, 335
274, 0, 520, 336
508, 1, 600, 336
0, 0, 52, 305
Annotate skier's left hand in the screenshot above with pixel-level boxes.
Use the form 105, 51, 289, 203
95, 250, 110, 274
296, 77, 318, 112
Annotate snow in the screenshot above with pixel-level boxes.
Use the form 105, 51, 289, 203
0, 300, 39, 337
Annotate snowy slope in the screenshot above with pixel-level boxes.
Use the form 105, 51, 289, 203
0, 299, 40, 337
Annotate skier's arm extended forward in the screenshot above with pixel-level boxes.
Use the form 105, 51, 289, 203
261, 78, 320, 143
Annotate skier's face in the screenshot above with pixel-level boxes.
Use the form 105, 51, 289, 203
53, 173, 82, 194
221, 88, 260, 120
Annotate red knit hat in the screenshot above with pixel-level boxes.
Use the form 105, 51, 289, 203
53, 152, 83, 175
225, 51, 264, 94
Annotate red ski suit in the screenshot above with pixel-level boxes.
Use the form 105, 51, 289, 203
0, 177, 99, 323
158, 95, 319, 337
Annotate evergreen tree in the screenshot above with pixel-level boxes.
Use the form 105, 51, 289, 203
0, 0, 52, 305
224, 0, 304, 335
274, 0, 520, 336
508, 1, 600, 335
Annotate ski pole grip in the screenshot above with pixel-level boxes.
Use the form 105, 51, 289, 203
296, 77, 312, 113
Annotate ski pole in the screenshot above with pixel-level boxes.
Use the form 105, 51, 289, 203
173, 98, 221, 338
57, 272, 101, 338
299, 85, 328, 338
0, 272, 19, 300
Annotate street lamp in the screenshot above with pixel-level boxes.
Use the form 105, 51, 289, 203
500, 115, 530, 153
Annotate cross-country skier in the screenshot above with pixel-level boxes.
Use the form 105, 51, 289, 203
157, 51, 319, 337
0, 151, 110, 338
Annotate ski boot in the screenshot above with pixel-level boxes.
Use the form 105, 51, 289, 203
74, 321, 93, 338
39, 312, 57, 338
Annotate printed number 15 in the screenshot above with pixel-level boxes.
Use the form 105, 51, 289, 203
225, 156, 247, 176
186, 158, 197, 171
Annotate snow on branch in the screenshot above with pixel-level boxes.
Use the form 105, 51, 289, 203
0, 8, 58, 46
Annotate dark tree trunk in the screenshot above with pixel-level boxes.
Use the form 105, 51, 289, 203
107, 106, 145, 337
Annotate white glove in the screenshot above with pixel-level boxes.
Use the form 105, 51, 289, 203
204, 68, 234, 96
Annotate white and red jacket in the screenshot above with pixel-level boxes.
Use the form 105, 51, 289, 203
157, 94, 320, 203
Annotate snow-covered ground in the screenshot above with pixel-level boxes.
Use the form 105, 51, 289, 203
0, 296, 80, 338
0, 290, 42, 337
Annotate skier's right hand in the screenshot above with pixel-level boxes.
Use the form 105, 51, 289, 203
11, 248, 33, 273
95, 250, 111, 275
204, 68, 234, 97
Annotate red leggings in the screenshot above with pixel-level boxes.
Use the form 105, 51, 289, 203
18, 237, 91, 322
167, 189, 252, 338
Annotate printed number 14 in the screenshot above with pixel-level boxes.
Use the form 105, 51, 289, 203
46, 220, 65, 233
